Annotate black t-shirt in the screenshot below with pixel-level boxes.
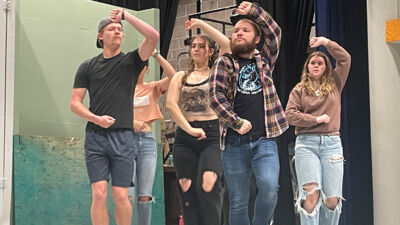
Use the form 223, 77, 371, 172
73, 49, 147, 131
228, 57, 266, 137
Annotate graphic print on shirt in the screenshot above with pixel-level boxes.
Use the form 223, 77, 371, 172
237, 62, 262, 95
181, 88, 209, 112
134, 96, 150, 107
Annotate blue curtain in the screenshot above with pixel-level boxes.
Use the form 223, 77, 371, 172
315, 0, 373, 225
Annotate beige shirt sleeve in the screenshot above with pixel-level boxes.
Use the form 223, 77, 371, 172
326, 41, 351, 91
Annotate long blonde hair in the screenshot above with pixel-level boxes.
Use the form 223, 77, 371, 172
181, 34, 217, 85
298, 51, 334, 96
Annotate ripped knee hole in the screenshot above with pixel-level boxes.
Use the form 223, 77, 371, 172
202, 171, 217, 192
179, 178, 192, 192
138, 196, 152, 202
302, 183, 319, 194
329, 154, 344, 163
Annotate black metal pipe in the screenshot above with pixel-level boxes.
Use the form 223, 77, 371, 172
188, 5, 236, 18
199, 17, 232, 26
185, 4, 237, 45
196, 0, 201, 34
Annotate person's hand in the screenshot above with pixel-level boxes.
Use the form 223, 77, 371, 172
110, 8, 124, 23
185, 18, 204, 30
316, 114, 330, 124
95, 115, 116, 128
309, 37, 330, 48
237, 119, 252, 134
133, 120, 145, 131
188, 127, 206, 140
237, 1, 252, 15
152, 49, 158, 57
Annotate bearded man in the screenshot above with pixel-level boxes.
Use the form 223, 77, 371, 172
209, 2, 288, 225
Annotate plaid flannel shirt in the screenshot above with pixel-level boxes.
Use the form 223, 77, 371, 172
209, 3, 288, 150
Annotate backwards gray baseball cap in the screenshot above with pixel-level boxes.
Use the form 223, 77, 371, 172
96, 18, 123, 48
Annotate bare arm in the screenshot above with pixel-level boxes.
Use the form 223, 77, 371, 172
152, 49, 176, 92
185, 19, 231, 56
166, 72, 192, 132
166, 71, 206, 139
70, 88, 115, 128
110, 9, 159, 61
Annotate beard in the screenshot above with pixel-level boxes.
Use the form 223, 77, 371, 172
231, 38, 257, 56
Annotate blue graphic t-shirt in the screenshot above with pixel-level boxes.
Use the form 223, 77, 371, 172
237, 61, 262, 94
229, 57, 266, 137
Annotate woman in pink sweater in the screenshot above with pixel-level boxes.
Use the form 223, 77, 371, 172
285, 36, 351, 225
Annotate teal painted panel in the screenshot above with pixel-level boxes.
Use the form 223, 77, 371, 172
13, 135, 165, 225
14, 135, 92, 225
151, 143, 166, 225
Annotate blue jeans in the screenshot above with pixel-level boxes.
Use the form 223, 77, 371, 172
222, 134, 279, 225
295, 135, 344, 225
128, 132, 157, 225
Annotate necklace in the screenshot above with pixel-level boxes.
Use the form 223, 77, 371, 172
315, 89, 320, 96
192, 71, 203, 82
192, 69, 210, 82
194, 68, 210, 72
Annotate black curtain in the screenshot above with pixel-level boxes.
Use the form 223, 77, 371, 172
92, 0, 178, 77
315, 0, 373, 225
236, 1, 315, 224
267, 1, 314, 225
157, 0, 178, 74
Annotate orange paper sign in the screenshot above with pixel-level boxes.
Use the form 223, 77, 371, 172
386, 19, 400, 42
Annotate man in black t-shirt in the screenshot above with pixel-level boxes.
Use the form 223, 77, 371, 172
70, 8, 159, 225
209, 2, 288, 225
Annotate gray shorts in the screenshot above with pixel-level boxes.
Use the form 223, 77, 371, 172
84, 129, 137, 187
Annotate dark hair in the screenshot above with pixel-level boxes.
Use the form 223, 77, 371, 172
181, 34, 218, 85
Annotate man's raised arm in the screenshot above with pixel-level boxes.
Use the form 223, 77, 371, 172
110, 8, 160, 61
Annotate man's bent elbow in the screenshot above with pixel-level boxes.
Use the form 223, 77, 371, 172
148, 31, 160, 43
70, 100, 80, 114
70, 102, 76, 113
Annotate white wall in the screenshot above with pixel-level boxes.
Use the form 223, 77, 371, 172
367, 0, 400, 224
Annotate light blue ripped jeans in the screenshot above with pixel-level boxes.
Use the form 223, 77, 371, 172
128, 131, 157, 225
294, 134, 344, 225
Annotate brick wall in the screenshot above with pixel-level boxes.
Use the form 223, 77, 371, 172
167, 0, 237, 72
